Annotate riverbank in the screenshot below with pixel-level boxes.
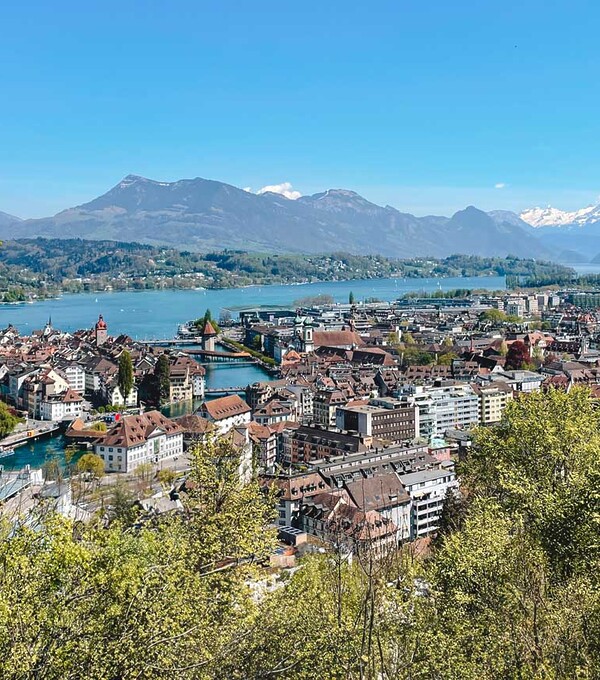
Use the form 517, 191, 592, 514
219, 338, 279, 372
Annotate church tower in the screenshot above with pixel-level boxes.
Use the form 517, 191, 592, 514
302, 318, 314, 353
95, 314, 108, 346
202, 319, 217, 352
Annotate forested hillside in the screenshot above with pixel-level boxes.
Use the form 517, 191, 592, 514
0, 389, 599, 678
0, 238, 575, 302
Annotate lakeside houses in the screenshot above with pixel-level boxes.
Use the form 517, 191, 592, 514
0, 315, 206, 418
198, 394, 252, 434
40, 388, 84, 421
6, 285, 600, 545
94, 410, 184, 473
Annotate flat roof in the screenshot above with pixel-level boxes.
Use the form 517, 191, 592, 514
0, 477, 30, 501
399, 468, 453, 486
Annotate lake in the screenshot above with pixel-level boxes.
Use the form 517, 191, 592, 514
0, 274, 506, 470
0, 274, 507, 339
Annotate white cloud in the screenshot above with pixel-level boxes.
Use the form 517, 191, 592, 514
242, 187, 252, 193
494, 182, 507, 189
256, 182, 302, 200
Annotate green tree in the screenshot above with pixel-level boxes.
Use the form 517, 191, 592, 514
479, 308, 506, 323
194, 308, 220, 333
437, 351, 457, 366
41, 457, 62, 482
118, 349, 134, 401
403, 347, 434, 366
402, 331, 415, 345
0, 431, 279, 674
76, 453, 105, 480
135, 462, 155, 486
466, 388, 600, 576
154, 353, 171, 404
157, 468, 177, 487
0, 401, 19, 438
109, 479, 138, 525
348, 290, 355, 304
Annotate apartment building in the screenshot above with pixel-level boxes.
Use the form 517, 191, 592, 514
396, 382, 479, 439
336, 397, 418, 444
280, 425, 369, 466
471, 382, 513, 425
399, 467, 458, 539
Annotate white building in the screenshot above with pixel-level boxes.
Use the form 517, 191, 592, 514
40, 388, 84, 422
471, 382, 513, 425
102, 379, 138, 407
94, 410, 184, 473
396, 383, 479, 439
199, 395, 252, 435
399, 467, 459, 539
192, 372, 206, 398
57, 363, 86, 394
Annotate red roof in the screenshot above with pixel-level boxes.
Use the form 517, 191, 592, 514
200, 394, 251, 421
61, 388, 83, 403
313, 330, 365, 349
203, 320, 217, 336
100, 410, 183, 448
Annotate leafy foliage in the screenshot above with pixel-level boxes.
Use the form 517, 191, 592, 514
154, 354, 171, 404
0, 238, 577, 299
2, 390, 600, 678
76, 453, 104, 479
117, 349, 134, 400
0, 436, 276, 679
0, 401, 20, 438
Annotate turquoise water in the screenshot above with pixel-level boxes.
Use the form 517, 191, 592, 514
0, 274, 506, 470
2, 432, 75, 474
0, 275, 506, 339
4, 361, 270, 472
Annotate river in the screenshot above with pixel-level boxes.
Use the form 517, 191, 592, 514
0, 274, 507, 471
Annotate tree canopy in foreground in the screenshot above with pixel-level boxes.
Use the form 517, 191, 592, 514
1, 389, 600, 678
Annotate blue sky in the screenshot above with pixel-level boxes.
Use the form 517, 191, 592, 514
1, 0, 599, 217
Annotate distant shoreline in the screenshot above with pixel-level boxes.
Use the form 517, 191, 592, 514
0, 271, 511, 308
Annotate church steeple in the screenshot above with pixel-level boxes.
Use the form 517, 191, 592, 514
95, 314, 108, 346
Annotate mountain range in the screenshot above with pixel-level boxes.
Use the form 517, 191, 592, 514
2, 175, 599, 261
0, 211, 22, 230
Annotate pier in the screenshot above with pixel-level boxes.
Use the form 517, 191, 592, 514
141, 338, 202, 346
204, 387, 245, 395
184, 348, 253, 362
0, 424, 62, 450
140, 339, 254, 363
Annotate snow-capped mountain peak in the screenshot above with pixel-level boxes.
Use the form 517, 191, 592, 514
520, 204, 600, 228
